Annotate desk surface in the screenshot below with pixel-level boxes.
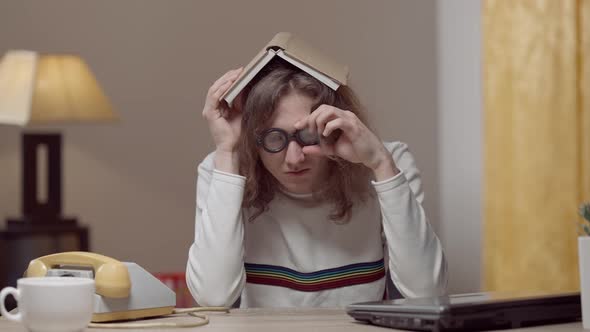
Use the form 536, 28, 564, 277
0, 307, 585, 332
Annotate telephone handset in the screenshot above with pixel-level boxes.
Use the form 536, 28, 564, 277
25, 251, 131, 298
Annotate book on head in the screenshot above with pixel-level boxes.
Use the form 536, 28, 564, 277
221, 32, 349, 108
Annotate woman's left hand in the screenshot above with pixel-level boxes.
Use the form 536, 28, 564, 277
294, 105, 399, 180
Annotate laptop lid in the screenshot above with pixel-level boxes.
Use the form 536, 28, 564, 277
346, 291, 581, 331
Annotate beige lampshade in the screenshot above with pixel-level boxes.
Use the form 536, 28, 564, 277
0, 50, 117, 126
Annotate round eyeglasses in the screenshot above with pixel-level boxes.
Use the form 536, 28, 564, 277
257, 128, 319, 153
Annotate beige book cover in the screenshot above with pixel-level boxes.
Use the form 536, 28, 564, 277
222, 32, 349, 107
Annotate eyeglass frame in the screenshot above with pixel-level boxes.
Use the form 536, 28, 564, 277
256, 127, 320, 153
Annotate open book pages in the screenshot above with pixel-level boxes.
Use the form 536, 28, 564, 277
0, 50, 37, 126
222, 32, 348, 107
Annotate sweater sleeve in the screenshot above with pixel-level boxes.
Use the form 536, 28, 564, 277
186, 151, 246, 307
373, 142, 448, 298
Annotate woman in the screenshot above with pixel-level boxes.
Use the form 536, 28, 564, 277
186, 61, 448, 308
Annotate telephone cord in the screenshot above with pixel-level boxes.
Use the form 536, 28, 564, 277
88, 307, 230, 329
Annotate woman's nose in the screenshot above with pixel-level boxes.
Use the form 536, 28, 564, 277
285, 140, 305, 167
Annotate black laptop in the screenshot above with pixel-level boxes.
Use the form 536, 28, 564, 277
346, 291, 581, 331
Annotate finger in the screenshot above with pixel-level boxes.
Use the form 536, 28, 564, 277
294, 104, 331, 129
301, 144, 323, 157
294, 114, 310, 130
216, 67, 243, 86
313, 105, 347, 134
306, 112, 318, 136
323, 118, 353, 137
203, 80, 234, 119
212, 68, 242, 94
306, 104, 332, 135
211, 80, 233, 101
314, 107, 342, 134
204, 80, 233, 115
208, 68, 243, 96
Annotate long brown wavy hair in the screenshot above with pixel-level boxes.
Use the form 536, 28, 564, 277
237, 60, 373, 223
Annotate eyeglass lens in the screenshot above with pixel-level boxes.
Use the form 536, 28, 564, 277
261, 128, 319, 152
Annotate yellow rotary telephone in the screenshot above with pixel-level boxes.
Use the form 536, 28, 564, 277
25, 251, 176, 322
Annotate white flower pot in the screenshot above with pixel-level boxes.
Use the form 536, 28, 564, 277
579, 237, 590, 329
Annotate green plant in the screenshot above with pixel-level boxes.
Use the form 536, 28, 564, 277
580, 202, 590, 235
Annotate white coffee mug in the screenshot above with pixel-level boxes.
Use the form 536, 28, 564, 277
0, 277, 95, 332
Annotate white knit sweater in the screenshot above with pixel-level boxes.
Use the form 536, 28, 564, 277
186, 141, 448, 307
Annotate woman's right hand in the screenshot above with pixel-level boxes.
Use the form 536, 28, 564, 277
202, 67, 243, 153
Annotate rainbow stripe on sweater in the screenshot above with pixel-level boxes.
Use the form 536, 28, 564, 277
244, 258, 385, 292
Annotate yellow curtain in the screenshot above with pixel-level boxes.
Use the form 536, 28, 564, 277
484, 0, 590, 292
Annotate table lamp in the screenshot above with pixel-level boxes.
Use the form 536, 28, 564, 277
0, 50, 117, 229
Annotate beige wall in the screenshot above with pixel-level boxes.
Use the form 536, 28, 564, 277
0, 0, 450, 288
